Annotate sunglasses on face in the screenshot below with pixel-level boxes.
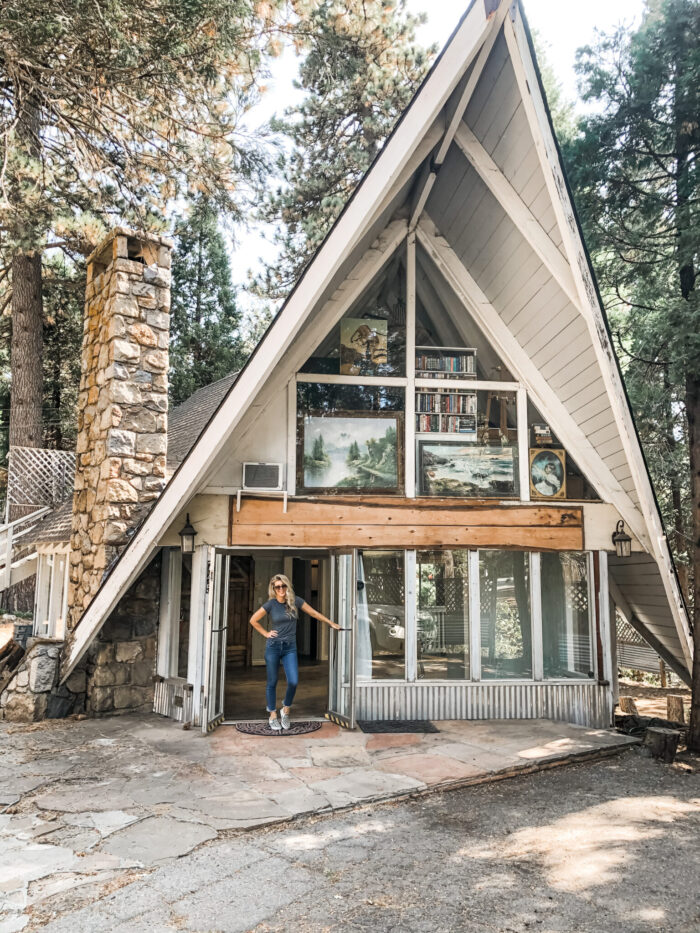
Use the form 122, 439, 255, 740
274, 583, 287, 591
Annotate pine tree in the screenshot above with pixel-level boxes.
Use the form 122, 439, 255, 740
565, 0, 700, 747
169, 201, 246, 405
0, 0, 289, 451
42, 256, 83, 450
256, 0, 433, 299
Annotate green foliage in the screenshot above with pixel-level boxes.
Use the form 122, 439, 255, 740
0, 254, 82, 452
42, 256, 83, 449
0, 0, 286, 259
564, 0, 700, 583
256, 0, 433, 299
169, 200, 246, 405
346, 440, 361, 464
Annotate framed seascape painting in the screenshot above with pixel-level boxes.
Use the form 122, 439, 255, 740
339, 318, 388, 376
529, 448, 566, 499
298, 411, 403, 494
419, 442, 517, 498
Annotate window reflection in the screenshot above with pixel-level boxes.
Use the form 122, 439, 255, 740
416, 550, 470, 680
479, 550, 531, 679
541, 552, 592, 679
356, 550, 405, 680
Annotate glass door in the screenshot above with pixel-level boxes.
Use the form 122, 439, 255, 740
327, 551, 357, 729
201, 551, 229, 733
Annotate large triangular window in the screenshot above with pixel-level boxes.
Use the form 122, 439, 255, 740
300, 246, 406, 377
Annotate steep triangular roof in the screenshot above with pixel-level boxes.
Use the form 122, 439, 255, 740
63, 0, 692, 682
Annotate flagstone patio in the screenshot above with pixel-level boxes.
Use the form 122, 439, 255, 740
0, 713, 637, 930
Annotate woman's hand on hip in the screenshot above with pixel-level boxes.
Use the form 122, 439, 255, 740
266, 629, 278, 639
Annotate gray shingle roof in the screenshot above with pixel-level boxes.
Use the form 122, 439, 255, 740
167, 372, 238, 468
30, 499, 73, 545
28, 372, 238, 545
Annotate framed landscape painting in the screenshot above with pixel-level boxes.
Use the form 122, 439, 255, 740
419, 442, 517, 498
298, 410, 403, 494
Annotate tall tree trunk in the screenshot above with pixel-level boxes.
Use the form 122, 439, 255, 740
687, 372, 700, 751
663, 367, 689, 599
9, 252, 43, 450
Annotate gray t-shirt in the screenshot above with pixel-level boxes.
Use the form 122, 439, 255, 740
262, 595, 305, 642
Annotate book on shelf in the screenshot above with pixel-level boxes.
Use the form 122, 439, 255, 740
415, 346, 476, 377
415, 413, 477, 434
533, 422, 553, 446
415, 390, 477, 414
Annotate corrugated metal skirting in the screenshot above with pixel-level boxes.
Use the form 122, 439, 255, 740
153, 678, 194, 724
355, 682, 611, 729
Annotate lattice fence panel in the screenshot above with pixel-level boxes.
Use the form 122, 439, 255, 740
6, 446, 76, 510
616, 613, 646, 646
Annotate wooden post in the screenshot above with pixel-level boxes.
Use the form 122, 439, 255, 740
667, 695, 685, 724
619, 695, 639, 715
659, 658, 667, 687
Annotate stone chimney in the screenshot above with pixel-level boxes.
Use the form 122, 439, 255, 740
67, 228, 173, 632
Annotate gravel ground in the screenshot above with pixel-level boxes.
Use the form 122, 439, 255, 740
21, 748, 700, 933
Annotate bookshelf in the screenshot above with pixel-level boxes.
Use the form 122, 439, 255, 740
415, 345, 476, 379
415, 387, 477, 436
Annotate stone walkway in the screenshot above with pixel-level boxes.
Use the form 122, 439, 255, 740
0, 713, 637, 931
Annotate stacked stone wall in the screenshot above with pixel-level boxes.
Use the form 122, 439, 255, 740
68, 229, 173, 632
0, 640, 86, 721
84, 553, 161, 716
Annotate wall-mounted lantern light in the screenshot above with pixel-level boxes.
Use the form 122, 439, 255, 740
178, 513, 197, 554
612, 519, 632, 559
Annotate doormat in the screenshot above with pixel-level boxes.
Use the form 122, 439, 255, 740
235, 721, 324, 737
357, 720, 439, 734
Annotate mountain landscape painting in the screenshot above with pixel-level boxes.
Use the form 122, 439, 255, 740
301, 413, 401, 491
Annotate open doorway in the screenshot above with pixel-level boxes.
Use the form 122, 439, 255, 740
223, 552, 331, 720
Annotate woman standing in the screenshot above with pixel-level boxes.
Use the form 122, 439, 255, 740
249, 573, 340, 731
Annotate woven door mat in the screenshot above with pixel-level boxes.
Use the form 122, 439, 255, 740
357, 720, 439, 734
235, 721, 323, 737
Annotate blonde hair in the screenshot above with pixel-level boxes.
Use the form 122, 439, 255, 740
268, 574, 297, 616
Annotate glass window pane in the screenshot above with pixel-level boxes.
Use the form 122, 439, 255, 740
417, 390, 519, 498
297, 385, 404, 494
357, 550, 404, 680
527, 399, 600, 500
300, 248, 406, 376
479, 550, 531, 679
416, 550, 470, 680
541, 552, 592, 679
416, 243, 514, 381
177, 553, 192, 679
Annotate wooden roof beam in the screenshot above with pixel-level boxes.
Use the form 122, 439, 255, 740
505, 6, 691, 661
415, 217, 650, 551
454, 124, 580, 308
409, 0, 511, 232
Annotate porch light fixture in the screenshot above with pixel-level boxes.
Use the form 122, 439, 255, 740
612, 520, 632, 559
178, 513, 197, 554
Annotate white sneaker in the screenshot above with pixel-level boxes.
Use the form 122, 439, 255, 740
268, 715, 282, 732
280, 710, 291, 730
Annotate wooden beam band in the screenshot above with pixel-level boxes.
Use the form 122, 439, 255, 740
230, 524, 583, 551
232, 497, 582, 529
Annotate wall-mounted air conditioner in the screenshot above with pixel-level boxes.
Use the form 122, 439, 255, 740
242, 462, 285, 491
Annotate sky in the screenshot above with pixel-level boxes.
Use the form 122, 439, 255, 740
233, 0, 646, 301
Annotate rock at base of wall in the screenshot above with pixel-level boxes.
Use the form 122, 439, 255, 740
4, 691, 48, 722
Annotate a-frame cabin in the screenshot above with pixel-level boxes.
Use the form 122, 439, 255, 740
57, 0, 691, 733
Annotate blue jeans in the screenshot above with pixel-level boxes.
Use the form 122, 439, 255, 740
265, 639, 299, 712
